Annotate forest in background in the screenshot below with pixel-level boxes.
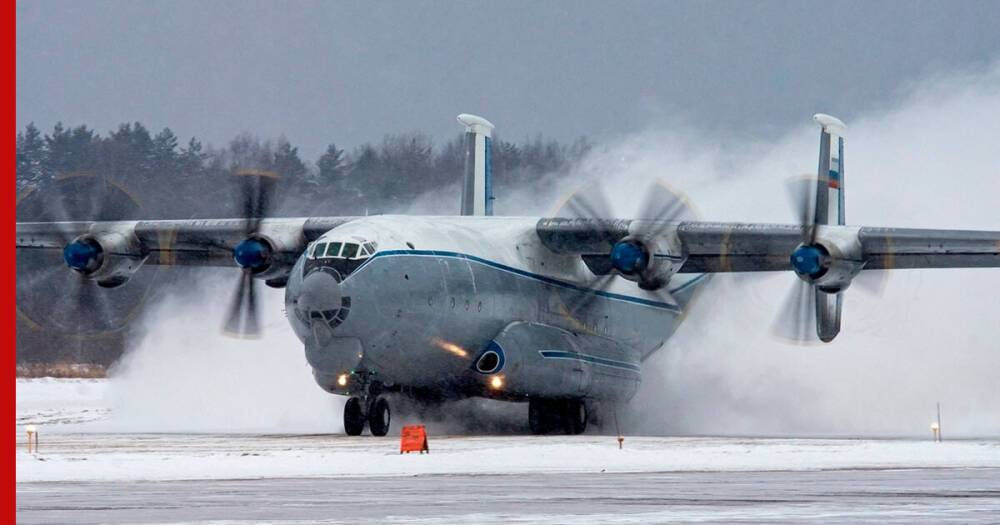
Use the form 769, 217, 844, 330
15, 121, 591, 367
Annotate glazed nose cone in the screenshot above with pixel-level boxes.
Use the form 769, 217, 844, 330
296, 270, 343, 323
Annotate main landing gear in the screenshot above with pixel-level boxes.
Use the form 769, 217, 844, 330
529, 398, 587, 435
343, 376, 392, 436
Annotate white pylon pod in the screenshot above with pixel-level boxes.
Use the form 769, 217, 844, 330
457, 114, 495, 216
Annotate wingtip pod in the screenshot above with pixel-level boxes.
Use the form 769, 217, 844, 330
813, 113, 847, 137
457, 114, 495, 138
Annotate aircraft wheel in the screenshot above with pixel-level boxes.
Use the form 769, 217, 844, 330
344, 397, 365, 436
368, 397, 391, 437
567, 400, 588, 435
528, 398, 548, 434
530, 398, 562, 434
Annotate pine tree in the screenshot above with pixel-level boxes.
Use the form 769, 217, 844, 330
151, 127, 180, 175
317, 143, 346, 182
16, 123, 47, 191
46, 122, 100, 176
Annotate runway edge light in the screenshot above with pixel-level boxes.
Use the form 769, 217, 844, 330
25, 424, 38, 453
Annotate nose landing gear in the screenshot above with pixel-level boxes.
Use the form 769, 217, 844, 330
343, 397, 366, 436
342, 374, 392, 437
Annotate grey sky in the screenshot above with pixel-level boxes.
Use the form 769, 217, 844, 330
16, 0, 1000, 161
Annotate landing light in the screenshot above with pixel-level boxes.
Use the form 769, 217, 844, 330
337, 374, 348, 387
489, 375, 504, 390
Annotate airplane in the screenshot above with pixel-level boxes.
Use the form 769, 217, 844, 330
15, 113, 1000, 436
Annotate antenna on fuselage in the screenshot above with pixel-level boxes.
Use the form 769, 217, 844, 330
457, 114, 495, 216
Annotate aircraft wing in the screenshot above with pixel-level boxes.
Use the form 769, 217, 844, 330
535, 219, 1000, 273
536, 217, 1000, 342
16, 217, 355, 267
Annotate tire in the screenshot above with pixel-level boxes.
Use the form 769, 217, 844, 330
344, 397, 365, 436
528, 398, 549, 434
368, 397, 391, 437
568, 400, 588, 435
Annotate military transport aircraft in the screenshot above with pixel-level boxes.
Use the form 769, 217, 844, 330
15, 113, 1000, 436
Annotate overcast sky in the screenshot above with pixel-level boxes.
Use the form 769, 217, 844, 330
16, 0, 1000, 161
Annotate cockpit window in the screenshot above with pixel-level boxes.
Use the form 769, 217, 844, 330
311, 243, 326, 259
324, 242, 342, 258
341, 243, 359, 259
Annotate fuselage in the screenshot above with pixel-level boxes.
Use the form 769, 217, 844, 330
283, 215, 707, 401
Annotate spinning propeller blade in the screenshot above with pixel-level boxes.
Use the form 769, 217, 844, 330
16, 173, 152, 335
223, 171, 278, 338
553, 179, 694, 328
772, 277, 818, 344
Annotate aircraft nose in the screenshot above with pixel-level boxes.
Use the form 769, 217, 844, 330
296, 269, 346, 326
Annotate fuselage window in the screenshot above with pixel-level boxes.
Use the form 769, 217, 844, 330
324, 242, 343, 258
341, 243, 359, 259
311, 243, 327, 259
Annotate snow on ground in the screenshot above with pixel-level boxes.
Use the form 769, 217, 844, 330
16, 378, 110, 427
16, 378, 1000, 484
16, 432, 1000, 483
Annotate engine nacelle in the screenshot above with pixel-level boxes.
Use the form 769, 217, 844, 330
791, 227, 864, 293
63, 229, 148, 288
232, 222, 307, 285
609, 224, 686, 290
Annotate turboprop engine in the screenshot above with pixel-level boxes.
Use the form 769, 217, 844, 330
789, 226, 864, 293
607, 223, 686, 290
63, 228, 147, 288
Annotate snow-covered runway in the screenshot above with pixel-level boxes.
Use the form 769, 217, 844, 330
16, 379, 1000, 523
18, 468, 1000, 524
15, 431, 1000, 483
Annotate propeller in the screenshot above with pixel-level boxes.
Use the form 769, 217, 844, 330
222, 171, 279, 337
551, 180, 694, 328
15, 173, 155, 336
772, 174, 892, 344
772, 175, 826, 343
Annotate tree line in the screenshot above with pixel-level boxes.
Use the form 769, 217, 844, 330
16, 121, 591, 220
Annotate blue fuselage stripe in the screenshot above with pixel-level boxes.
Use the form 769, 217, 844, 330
354, 249, 683, 312
538, 350, 641, 373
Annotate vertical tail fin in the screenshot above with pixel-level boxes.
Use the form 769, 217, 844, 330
812, 113, 847, 342
458, 114, 495, 216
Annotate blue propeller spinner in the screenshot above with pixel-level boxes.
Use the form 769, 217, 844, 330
610, 241, 648, 275
232, 238, 270, 271
63, 238, 102, 273
790, 244, 826, 277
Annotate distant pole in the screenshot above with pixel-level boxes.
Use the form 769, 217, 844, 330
937, 402, 943, 442
25, 425, 37, 453
613, 406, 624, 449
